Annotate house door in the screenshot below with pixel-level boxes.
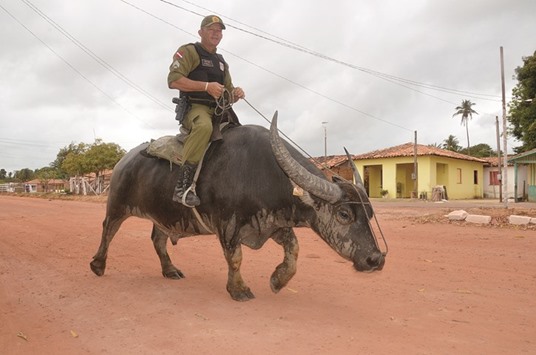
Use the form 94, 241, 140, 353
364, 165, 383, 198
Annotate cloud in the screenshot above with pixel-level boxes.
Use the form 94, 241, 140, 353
1, 0, 535, 173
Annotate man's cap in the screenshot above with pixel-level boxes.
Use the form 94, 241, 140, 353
200, 15, 226, 29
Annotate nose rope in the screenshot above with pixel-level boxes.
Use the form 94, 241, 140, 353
338, 188, 389, 257
243, 98, 387, 256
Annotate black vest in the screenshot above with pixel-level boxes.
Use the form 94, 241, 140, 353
182, 43, 226, 103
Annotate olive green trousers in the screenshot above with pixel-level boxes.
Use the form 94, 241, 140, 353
181, 103, 214, 164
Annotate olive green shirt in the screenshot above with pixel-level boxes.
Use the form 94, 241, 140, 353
167, 43, 234, 91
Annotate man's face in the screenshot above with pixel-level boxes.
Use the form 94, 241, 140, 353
199, 23, 224, 48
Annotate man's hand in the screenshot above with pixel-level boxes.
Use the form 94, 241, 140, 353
206, 82, 225, 99
232, 87, 245, 102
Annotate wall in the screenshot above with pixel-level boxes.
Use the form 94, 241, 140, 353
355, 155, 484, 199
483, 165, 528, 200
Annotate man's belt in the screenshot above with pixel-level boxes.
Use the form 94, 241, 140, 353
188, 98, 217, 108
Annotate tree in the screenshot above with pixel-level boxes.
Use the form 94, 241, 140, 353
60, 140, 125, 194
508, 51, 536, 153
442, 135, 461, 152
452, 100, 478, 154
61, 143, 90, 177
0, 168, 6, 180
84, 139, 125, 177
459, 143, 496, 157
83, 139, 125, 194
13, 168, 34, 182
52, 142, 88, 178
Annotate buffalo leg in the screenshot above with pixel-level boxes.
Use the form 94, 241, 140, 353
90, 215, 126, 276
151, 225, 185, 279
223, 245, 255, 301
270, 228, 299, 293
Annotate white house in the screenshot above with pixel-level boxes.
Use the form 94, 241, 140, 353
482, 157, 528, 201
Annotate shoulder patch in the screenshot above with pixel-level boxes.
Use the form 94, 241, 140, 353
174, 50, 184, 59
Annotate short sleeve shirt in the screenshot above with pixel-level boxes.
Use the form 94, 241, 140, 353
167, 43, 234, 91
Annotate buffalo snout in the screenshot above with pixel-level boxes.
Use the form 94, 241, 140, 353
353, 250, 385, 272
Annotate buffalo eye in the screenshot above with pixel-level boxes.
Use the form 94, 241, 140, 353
335, 206, 354, 225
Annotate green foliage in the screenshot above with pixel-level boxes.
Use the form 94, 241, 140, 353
61, 142, 90, 176
60, 139, 125, 177
1, 140, 126, 183
508, 50, 536, 153
13, 168, 35, 182
437, 136, 498, 157
459, 143, 497, 157
452, 100, 478, 153
85, 139, 126, 176
442, 135, 461, 152
51, 142, 87, 178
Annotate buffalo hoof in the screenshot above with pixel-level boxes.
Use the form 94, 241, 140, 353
90, 259, 106, 276
228, 287, 255, 302
162, 267, 185, 279
269, 274, 285, 294
269, 265, 294, 293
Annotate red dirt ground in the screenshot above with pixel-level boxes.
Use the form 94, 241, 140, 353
1, 195, 535, 354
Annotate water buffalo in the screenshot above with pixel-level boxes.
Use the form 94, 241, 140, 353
90, 112, 385, 301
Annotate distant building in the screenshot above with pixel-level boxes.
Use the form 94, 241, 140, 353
508, 148, 536, 202
24, 179, 69, 193
350, 143, 486, 200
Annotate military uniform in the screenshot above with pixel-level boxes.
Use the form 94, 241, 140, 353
167, 15, 239, 207
167, 42, 235, 164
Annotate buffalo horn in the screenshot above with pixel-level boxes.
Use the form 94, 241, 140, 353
344, 147, 367, 193
270, 112, 342, 204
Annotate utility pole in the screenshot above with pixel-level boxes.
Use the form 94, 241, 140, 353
413, 130, 418, 199
500, 46, 508, 208
321, 122, 328, 163
495, 116, 502, 202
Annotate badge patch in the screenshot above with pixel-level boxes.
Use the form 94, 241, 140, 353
171, 60, 180, 69
219, 62, 224, 71
174, 50, 183, 59
201, 59, 214, 67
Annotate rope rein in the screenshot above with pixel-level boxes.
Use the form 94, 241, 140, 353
215, 88, 234, 116
243, 97, 341, 178
243, 97, 388, 256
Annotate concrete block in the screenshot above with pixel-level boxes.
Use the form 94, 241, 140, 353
447, 210, 468, 221
531, 218, 536, 225
509, 215, 532, 225
465, 214, 492, 224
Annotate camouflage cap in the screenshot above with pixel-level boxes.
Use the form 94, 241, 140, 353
200, 15, 226, 29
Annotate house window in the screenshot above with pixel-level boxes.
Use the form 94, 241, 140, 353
473, 170, 478, 185
489, 171, 500, 185
456, 168, 462, 184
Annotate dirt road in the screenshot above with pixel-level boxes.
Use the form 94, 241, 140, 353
1, 196, 535, 354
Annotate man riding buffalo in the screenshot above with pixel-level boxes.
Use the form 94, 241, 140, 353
168, 15, 245, 207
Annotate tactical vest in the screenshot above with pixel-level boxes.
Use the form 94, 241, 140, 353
181, 42, 226, 104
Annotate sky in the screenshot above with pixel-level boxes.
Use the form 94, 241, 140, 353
1, 0, 535, 174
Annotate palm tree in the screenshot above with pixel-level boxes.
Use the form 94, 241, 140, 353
442, 135, 461, 152
452, 100, 478, 154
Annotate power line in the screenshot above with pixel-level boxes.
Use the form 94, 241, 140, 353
0, 2, 156, 129
20, 0, 172, 113
159, 0, 501, 103
119, 0, 413, 131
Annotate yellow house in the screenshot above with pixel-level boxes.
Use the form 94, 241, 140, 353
352, 143, 486, 200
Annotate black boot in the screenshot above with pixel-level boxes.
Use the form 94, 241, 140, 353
172, 163, 201, 207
